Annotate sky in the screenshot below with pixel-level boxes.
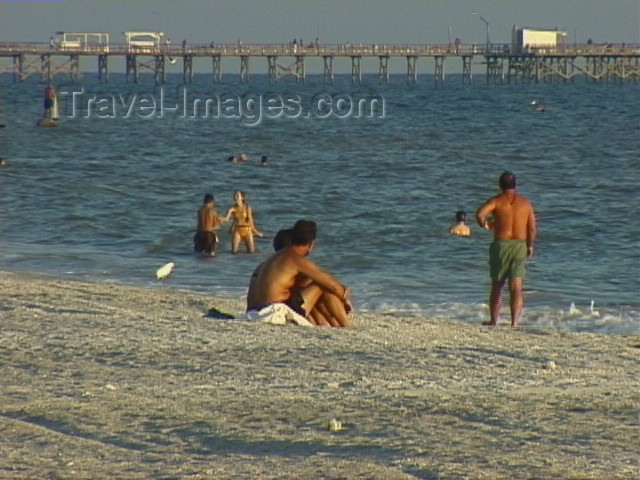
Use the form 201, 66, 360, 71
1, 0, 639, 73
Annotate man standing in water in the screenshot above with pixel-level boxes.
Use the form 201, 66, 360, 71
193, 193, 221, 257
476, 172, 537, 327
248, 220, 354, 327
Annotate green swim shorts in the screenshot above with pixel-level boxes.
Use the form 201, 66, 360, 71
489, 240, 528, 282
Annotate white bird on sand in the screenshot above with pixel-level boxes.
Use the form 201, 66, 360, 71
156, 262, 175, 280
589, 299, 600, 317
568, 302, 581, 315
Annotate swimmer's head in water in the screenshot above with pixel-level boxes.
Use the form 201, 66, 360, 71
455, 211, 467, 222
291, 220, 317, 246
499, 171, 517, 191
203, 193, 214, 204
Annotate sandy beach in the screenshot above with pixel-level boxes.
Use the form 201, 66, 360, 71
1, 270, 638, 479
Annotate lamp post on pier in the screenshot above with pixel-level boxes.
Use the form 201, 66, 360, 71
471, 12, 490, 52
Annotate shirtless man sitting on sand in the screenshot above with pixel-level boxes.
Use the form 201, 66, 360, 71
247, 220, 354, 328
247, 228, 352, 327
476, 171, 537, 328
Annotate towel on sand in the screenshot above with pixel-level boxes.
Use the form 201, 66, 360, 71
206, 306, 235, 319
242, 303, 313, 327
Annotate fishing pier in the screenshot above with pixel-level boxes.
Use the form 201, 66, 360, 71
2, 41, 640, 85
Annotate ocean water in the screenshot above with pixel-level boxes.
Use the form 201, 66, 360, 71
1, 73, 639, 335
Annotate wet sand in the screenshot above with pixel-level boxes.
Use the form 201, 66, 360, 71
1, 271, 638, 479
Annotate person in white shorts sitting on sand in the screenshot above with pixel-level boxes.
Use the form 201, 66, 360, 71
247, 219, 354, 327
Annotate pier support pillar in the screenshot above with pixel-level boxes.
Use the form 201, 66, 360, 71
486, 55, 504, 84
569, 57, 578, 82
623, 56, 640, 82
541, 58, 551, 83
240, 56, 249, 84
406, 56, 417, 85
462, 55, 473, 84
126, 55, 138, 84
13, 55, 24, 83
434, 56, 445, 86
40, 54, 51, 83
378, 55, 389, 85
506, 57, 515, 84
632, 57, 640, 82
545, 57, 557, 83
611, 57, 625, 82
585, 57, 598, 82
323, 56, 333, 84
507, 56, 520, 84
295, 56, 305, 83
69, 55, 80, 83
507, 56, 538, 84
212, 55, 221, 83
594, 57, 605, 82
584, 57, 593, 82
183, 55, 193, 84
351, 56, 361, 85
154, 55, 165, 85
561, 57, 570, 83
98, 54, 108, 83
267, 56, 277, 83
530, 58, 539, 83
545, 56, 570, 83
534, 58, 542, 83
618, 57, 628, 82
605, 57, 614, 83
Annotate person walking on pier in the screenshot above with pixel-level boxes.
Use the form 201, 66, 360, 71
476, 171, 537, 327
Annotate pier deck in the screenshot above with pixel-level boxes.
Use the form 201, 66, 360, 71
2, 42, 639, 85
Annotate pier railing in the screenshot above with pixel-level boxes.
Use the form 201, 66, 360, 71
2, 41, 640, 58
2, 41, 640, 85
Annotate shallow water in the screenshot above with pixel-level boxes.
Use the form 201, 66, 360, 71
1, 73, 639, 334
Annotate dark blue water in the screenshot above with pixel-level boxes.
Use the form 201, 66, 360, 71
1, 73, 638, 334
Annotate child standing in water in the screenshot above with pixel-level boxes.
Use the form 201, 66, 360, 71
224, 190, 263, 253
